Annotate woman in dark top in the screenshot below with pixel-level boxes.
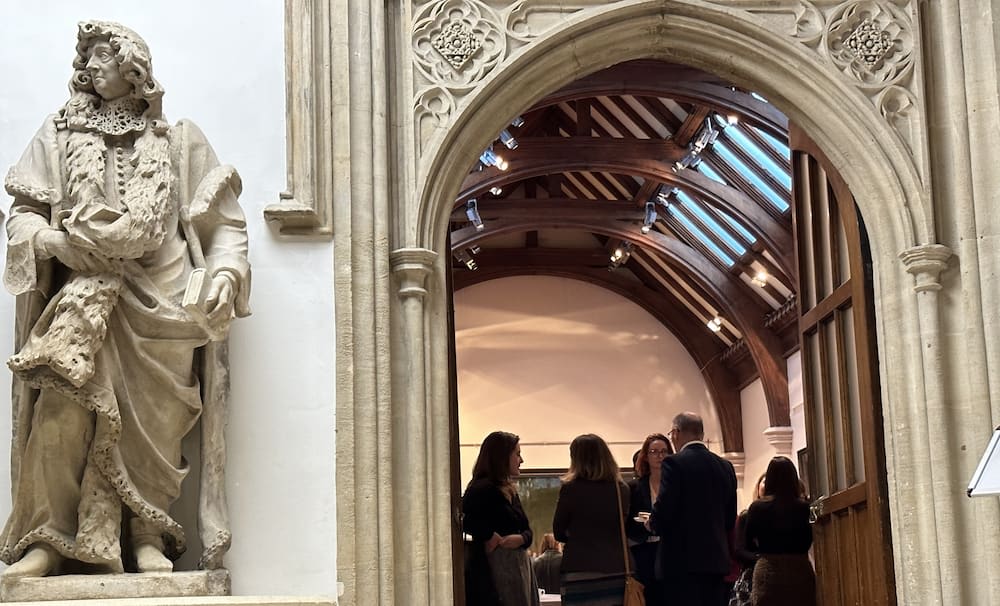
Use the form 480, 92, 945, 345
463, 431, 540, 606
553, 434, 631, 606
730, 473, 766, 605
626, 433, 673, 603
744, 456, 816, 606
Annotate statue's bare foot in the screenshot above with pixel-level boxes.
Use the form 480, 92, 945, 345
134, 543, 172, 573
2, 544, 61, 578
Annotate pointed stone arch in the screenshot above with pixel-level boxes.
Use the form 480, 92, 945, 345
396, 4, 935, 605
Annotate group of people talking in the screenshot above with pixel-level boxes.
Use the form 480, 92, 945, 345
462, 412, 816, 606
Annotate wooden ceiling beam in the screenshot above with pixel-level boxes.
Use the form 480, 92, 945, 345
534, 60, 788, 137
450, 198, 646, 222
458, 146, 794, 278
674, 105, 713, 147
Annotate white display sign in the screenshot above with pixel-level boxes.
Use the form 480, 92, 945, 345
967, 427, 1000, 497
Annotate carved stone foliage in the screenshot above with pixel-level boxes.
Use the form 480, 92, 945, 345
729, 0, 922, 162
412, 0, 610, 156
410, 0, 923, 172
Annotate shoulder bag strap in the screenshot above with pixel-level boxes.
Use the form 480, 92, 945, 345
615, 480, 632, 577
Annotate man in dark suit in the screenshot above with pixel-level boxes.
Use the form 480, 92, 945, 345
646, 412, 737, 606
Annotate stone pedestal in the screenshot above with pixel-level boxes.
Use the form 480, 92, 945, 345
1, 571, 231, 603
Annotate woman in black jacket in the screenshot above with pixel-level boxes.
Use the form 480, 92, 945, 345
744, 457, 815, 606
553, 434, 631, 605
463, 431, 540, 606
626, 433, 673, 603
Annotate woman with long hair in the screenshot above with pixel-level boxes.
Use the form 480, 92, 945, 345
626, 433, 673, 603
462, 431, 540, 606
745, 457, 816, 606
553, 434, 631, 605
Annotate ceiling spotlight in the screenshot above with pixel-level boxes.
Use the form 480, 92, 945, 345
466, 198, 484, 232
693, 117, 719, 150
499, 129, 518, 150
510, 115, 525, 128
673, 151, 697, 172
489, 186, 503, 196
479, 147, 508, 171
609, 242, 632, 269
707, 316, 723, 333
752, 270, 769, 287
455, 249, 478, 271
727, 114, 739, 125
641, 201, 657, 234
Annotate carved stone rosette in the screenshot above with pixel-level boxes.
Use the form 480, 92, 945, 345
731, 0, 923, 165
411, 0, 610, 157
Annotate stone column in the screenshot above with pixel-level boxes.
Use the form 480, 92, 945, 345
328, 1, 394, 604
388, 248, 439, 606
763, 426, 794, 459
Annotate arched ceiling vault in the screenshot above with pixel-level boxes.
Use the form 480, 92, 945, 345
450, 60, 798, 445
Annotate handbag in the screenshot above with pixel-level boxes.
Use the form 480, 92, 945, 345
728, 565, 753, 606
616, 482, 646, 606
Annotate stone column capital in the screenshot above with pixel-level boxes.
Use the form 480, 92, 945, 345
722, 451, 746, 484
390, 248, 439, 299
763, 426, 794, 458
899, 244, 953, 293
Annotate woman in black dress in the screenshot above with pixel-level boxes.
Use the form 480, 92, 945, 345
626, 433, 673, 603
744, 456, 816, 606
463, 431, 540, 606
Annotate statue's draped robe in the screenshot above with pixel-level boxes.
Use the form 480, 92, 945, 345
0, 116, 250, 569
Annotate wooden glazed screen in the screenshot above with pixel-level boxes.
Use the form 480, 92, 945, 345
790, 124, 896, 606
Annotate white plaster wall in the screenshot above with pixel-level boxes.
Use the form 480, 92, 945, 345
739, 381, 772, 509
738, 352, 806, 509
0, 2, 337, 597
454, 276, 719, 485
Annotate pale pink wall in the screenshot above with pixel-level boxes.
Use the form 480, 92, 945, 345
455, 276, 719, 484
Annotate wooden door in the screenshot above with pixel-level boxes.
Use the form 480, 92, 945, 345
447, 233, 467, 606
790, 125, 896, 605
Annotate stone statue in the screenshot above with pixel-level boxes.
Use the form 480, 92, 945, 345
0, 21, 250, 578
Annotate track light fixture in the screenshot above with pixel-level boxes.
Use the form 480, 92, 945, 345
455, 249, 478, 271
707, 316, 723, 333
479, 147, 508, 171
510, 115, 525, 128
609, 242, 632, 269
673, 117, 718, 172
751, 270, 769, 287
499, 129, 518, 150
641, 201, 658, 234
489, 186, 503, 196
466, 198, 484, 231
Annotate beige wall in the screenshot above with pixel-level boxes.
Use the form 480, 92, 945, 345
455, 276, 720, 485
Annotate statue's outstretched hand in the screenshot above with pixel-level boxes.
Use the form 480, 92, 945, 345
204, 272, 236, 326
36, 229, 111, 273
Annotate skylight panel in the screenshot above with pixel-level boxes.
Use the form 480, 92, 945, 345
722, 126, 792, 191
676, 191, 747, 257
667, 204, 736, 266
696, 161, 729, 186
749, 126, 792, 162
719, 210, 757, 245
712, 141, 790, 212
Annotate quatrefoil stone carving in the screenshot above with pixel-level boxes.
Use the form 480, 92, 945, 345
432, 21, 482, 70
845, 19, 892, 67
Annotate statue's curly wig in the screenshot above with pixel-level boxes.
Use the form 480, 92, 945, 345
64, 21, 165, 123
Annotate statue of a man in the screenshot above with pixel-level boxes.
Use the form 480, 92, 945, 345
0, 21, 250, 578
